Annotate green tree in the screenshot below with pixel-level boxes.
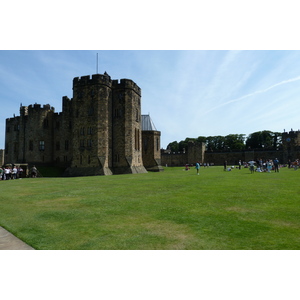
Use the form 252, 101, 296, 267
224, 134, 246, 150
196, 136, 207, 145
246, 131, 275, 149
178, 137, 197, 152
206, 136, 225, 151
167, 141, 179, 152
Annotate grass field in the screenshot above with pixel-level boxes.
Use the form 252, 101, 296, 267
0, 165, 299, 250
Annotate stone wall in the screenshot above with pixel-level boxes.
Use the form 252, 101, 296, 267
162, 148, 294, 167
4, 73, 160, 176
161, 140, 299, 167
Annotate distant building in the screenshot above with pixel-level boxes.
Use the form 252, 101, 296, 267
4, 73, 162, 176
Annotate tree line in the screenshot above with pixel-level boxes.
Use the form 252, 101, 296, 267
167, 131, 283, 152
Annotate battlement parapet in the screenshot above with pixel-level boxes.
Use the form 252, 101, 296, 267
6, 116, 19, 123
73, 73, 112, 87
112, 78, 141, 96
27, 104, 55, 112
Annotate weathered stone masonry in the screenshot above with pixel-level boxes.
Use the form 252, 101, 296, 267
4, 73, 162, 176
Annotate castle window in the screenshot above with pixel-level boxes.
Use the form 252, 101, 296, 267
138, 129, 140, 150
14, 124, 19, 131
14, 142, 18, 153
29, 140, 33, 151
114, 108, 122, 118
87, 127, 93, 135
156, 138, 159, 151
6, 127, 10, 133
39, 141, 45, 151
56, 121, 60, 130
65, 140, 69, 151
135, 128, 140, 151
136, 109, 139, 122
56, 141, 60, 151
80, 155, 83, 165
80, 127, 85, 135
88, 155, 91, 164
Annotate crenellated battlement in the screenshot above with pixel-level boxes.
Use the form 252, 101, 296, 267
73, 73, 112, 87
7, 104, 54, 121
27, 104, 55, 112
112, 78, 141, 96
20, 105, 28, 116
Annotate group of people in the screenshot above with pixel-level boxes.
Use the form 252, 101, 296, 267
222, 158, 281, 173
288, 159, 300, 170
0, 165, 24, 180
0, 165, 38, 180
253, 158, 280, 173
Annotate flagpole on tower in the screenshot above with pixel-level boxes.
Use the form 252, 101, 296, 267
96, 53, 99, 74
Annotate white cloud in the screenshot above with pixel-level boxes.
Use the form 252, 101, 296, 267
206, 75, 300, 115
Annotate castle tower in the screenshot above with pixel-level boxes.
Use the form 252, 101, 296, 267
65, 74, 113, 176
64, 73, 147, 176
282, 129, 300, 162
111, 79, 147, 174
5, 104, 55, 165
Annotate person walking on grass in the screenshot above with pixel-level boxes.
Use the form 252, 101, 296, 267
267, 159, 273, 173
195, 162, 200, 175
274, 158, 279, 172
248, 160, 255, 174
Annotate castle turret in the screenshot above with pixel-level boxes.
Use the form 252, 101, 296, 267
141, 115, 163, 172
5, 104, 55, 164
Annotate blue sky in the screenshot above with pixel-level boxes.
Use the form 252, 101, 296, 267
1, 50, 300, 149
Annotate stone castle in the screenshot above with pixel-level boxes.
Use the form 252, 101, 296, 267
4, 73, 163, 176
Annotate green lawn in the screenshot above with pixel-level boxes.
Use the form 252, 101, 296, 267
1, 166, 299, 250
